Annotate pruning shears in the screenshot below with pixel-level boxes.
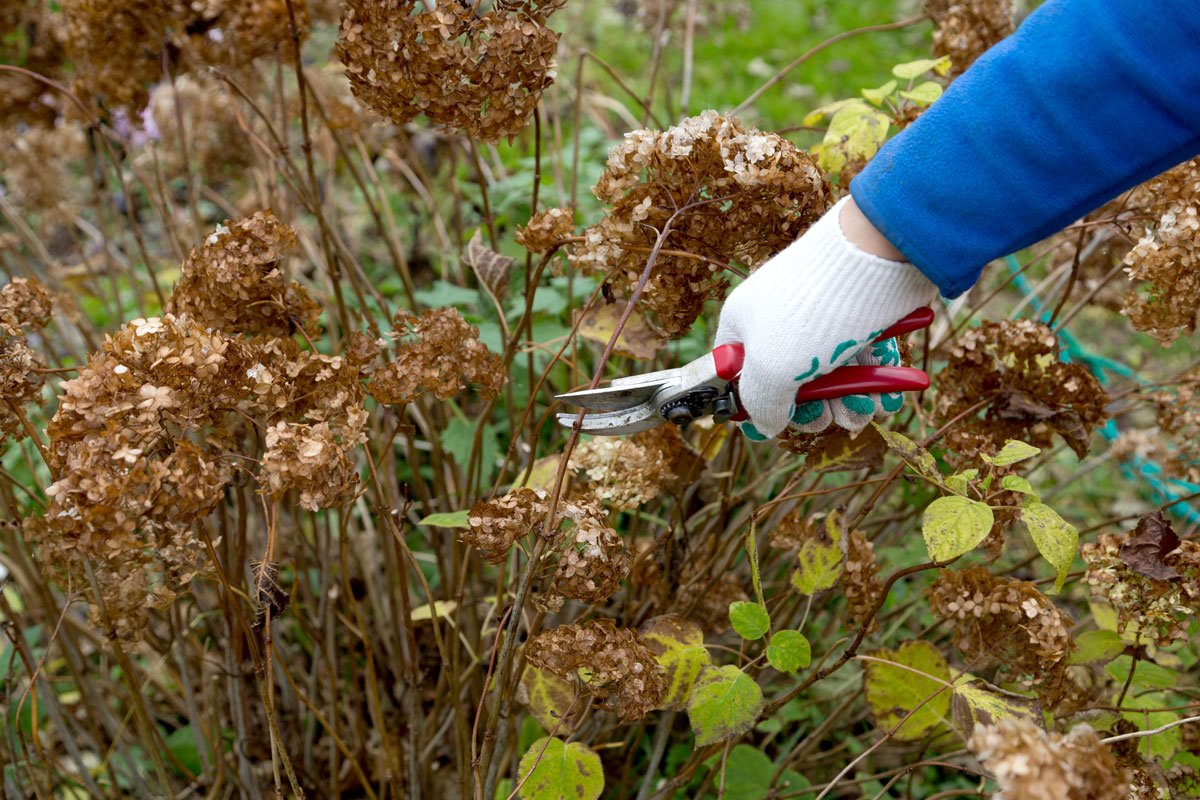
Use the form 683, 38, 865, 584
555, 307, 935, 436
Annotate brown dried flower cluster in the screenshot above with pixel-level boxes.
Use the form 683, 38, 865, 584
63, 0, 308, 112
924, 0, 1014, 75
970, 719, 1127, 800
0, 1, 67, 124
368, 308, 504, 405
936, 320, 1108, 460
337, 0, 564, 142
0, 124, 86, 224
0, 277, 54, 444
842, 528, 883, 628
570, 425, 700, 509
1122, 157, 1200, 344
572, 110, 831, 337
929, 567, 1074, 680
463, 488, 552, 564
1154, 367, 1200, 483
1082, 511, 1200, 646
167, 211, 320, 338
140, 75, 256, 182
553, 496, 630, 602
0, 277, 53, 337
525, 619, 667, 721
515, 207, 576, 254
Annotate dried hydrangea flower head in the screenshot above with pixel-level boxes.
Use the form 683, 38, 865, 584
368, 308, 504, 405
515, 207, 576, 254
929, 567, 1074, 681
1082, 511, 1200, 646
842, 528, 883, 628
1154, 364, 1200, 484
0, 337, 45, 445
463, 488, 552, 564
925, 0, 1014, 76
337, 0, 565, 142
1122, 156, 1200, 343
935, 319, 1108, 461
572, 110, 831, 337
0, 0, 67, 124
969, 719, 1128, 800
63, 0, 309, 112
525, 619, 667, 722
569, 425, 701, 509
0, 277, 54, 337
553, 495, 630, 602
0, 123, 86, 226
167, 211, 321, 338
140, 74, 255, 182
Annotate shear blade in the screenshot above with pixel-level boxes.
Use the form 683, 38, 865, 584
554, 381, 668, 412
555, 403, 662, 435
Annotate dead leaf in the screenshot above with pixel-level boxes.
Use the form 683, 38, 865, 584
574, 304, 666, 361
1119, 509, 1180, 580
808, 426, 887, 472
463, 229, 513, 300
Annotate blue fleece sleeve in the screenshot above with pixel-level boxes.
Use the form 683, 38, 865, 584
850, 0, 1200, 298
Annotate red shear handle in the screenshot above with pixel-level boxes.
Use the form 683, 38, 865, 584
711, 306, 935, 381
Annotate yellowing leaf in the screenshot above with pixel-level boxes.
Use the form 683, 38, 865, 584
687, 665, 764, 747
951, 678, 1043, 739
1019, 500, 1078, 593
982, 439, 1041, 466
410, 600, 457, 622
863, 641, 951, 741
892, 56, 951, 79
790, 512, 846, 595
860, 79, 897, 105
729, 601, 770, 641
1069, 630, 1126, 665
898, 80, 942, 107
817, 102, 890, 174
922, 496, 994, 563
873, 423, 941, 481
518, 666, 581, 734
943, 468, 978, 495
639, 615, 711, 711
575, 303, 665, 360
517, 737, 603, 800
801, 98, 863, 127
516, 454, 563, 491
766, 631, 811, 674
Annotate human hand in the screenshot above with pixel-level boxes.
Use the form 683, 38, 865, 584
713, 196, 937, 440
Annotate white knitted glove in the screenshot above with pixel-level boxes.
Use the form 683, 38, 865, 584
714, 196, 938, 440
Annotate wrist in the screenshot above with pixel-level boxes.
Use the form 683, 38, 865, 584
838, 196, 907, 262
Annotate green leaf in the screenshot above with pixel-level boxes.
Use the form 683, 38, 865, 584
1105, 656, 1179, 690
639, 615, 711, 711
729, 601, 770, 641
441, 417, 501, 488
860, 79, 897, 105
790, 512, 846, 596
817, 102, 890, 174
922, 496, 994, 563
863, 641, 951, 741
414, 280, 480, 309
766, 631, 811, 674
872, 423, 941, 482
418, 510, 470, 528
1069, 630, 1126, 665
1000, 475, 1037, 498
746, 527, 764, 606
951, 678, 1043, 739
165, 726, 211, 778
717, 745, 809, 800
517, 737, 603, 800
898, 80, 943, 106
1120, 695, 1182, 761
982, 439, 1041, 466
944, 468, 978, 495
687, 665, 764, 747
1019, 501, 1078, 593
892, 56, 952, 79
